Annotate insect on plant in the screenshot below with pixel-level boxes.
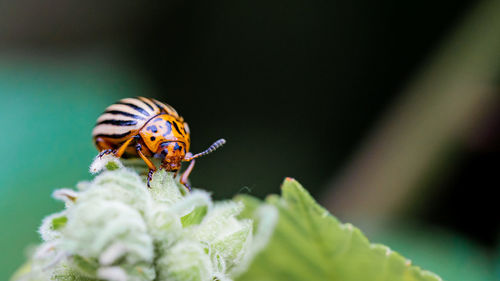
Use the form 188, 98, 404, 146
92, 97, 225, 189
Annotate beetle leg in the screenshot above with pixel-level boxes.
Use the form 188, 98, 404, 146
114, 137, 136, 158
136, 143, 157, 187
180, 159, 195, 191
95, 137, 116, 158
147, 169, 155, 187
98, 149, 114, 158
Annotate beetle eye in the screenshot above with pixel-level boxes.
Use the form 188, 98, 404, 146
157, 149, 167, 159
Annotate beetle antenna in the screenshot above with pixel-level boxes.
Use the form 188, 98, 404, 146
185, 139, 226, 161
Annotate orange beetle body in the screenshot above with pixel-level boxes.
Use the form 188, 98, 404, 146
92, 97, 225, 189
139, 114, 190, 171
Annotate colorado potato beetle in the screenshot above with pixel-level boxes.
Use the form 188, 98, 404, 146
92, 97, 225, 189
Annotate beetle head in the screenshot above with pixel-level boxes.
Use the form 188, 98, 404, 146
159, 141, 186, 171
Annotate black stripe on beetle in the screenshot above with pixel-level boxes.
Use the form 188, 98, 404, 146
146, 97, 160, 110
104, 110, 146, 120
172, 121, 182, 135
97, 119, 138, 126
136, 97, 154, 111
152, 100, 165, 112
116, 101, 150, 116
94, 132, 132, 139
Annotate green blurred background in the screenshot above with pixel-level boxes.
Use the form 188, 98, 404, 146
0, 0, 499, 280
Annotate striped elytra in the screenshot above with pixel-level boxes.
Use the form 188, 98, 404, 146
92, 97, 225, 190
92, 97, 181, 141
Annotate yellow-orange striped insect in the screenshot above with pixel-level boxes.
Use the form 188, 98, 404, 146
92, 97, 225, 189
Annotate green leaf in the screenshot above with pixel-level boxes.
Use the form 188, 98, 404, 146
71, 255, 99, 277
181, 206, 208, 227
52, 216, 68, 230
105, 160, 121, 171
235, 178, 442, 281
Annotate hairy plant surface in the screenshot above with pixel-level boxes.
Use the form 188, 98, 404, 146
11, 156, 441, 281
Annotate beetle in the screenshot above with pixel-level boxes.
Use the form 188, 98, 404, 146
92, 97, 225, 189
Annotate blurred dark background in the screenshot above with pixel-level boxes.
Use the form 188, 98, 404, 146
1, 0, 498, 280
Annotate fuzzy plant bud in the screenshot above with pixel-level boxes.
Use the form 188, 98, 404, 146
191, 202, 253, 273
156, 240, 212, 281
62, 199, 154, 265
11, 156, 277, 281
